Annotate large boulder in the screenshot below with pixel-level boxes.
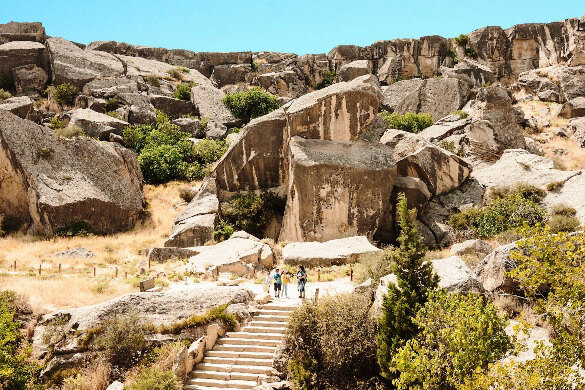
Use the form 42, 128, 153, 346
252, 70, 308, 98
214, 108, 286, 198
67, 108, 130, 140
569, 117, 585, 147
279, 136, 396, 242
418, 114, 471, 142
0, 96, 33, 119
475, 243, 519, 293
165, 179, 218, 247
211, 64, 252, 87
431, 256, 483, 292
542, 173, 585, 225
471, 149, 579, 191
0, 111, 144, 235
282, 236, 381, 267
0, 40, 48, 76
12, 64, 48, 94
468, 86, 526, 161
284, 74, 382, 141
381, 77, 471, 122
149, 95, 196, 119
0, 22, 45, 43
380, 129, 471, 196
190, 84, 240, 127
450, 239, 493, 257
439, 58, 496, 88
46, 38, 125, 87
516, 65, 585, 102
184, 233, 273, 276
558, 97, 585, 119
81, 77, 140, 98
337, 60, 372, 82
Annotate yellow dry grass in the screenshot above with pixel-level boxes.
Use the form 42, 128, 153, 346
0, 181, 194, 312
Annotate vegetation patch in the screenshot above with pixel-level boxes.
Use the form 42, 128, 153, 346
548, 204, 580, 233
316, 70, 336, 89
172, 82, 195, 101
55, 221, 97, 237
222, 87, 279, 122
215, 190, 286, 240
451, 110, 468, 119
379, 111, 433, 133
156, 304, 237, 334
54, 125, 85, 138
94, 312, 148, 368
50, 83, 78, 106
454, 34, 469, 46
167, 66, 190, 80
0, 88, 12, 101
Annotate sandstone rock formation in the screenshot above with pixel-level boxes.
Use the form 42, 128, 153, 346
282, 236, 381, 266
450, 239, 492, 257
67, 108, 129, 139
0, 110, 144, 235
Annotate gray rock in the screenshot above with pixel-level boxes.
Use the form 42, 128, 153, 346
0, 22, 45, 43
0, 40, 48, 76
190, 84, 240, 127
149, 94, 196, 119
0, 110, 144, 235
431, 256, 483, 292
559, 97, 585, 119
542, 173, 585, 225
46, 38, 124, 87
0, 96, 33, 119
54, 247, 95, 259
81, 77, 140, 98
475, 243, 519, 293
252, 70, 308, 98
106, 381, 124, 390
211, 63, 252, 86
517, 65, 585, 102
337, 60, 372, 82
147, 247, 202, 263
12, 64, 48, 94
67, 108, 129, 140
204, 120, 229, 139
418, 114, 471, 142
172, 117, 203, 137
439, 58, 496, 88
450, 239, 492, 257
569, 117, 585, 147
282, 236, 381, 267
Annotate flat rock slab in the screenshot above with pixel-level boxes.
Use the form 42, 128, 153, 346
282, 236, 381, 267
431, 256, 483, 292
67, 108, 129, 139
543, 173, 585, 225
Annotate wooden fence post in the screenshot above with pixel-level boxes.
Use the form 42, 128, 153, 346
350, 264, 353, 281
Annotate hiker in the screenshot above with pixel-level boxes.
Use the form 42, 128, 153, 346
281, 269, 289, 298
296, 265, 307, 298
263, 270, 271, 293
273, 268, 282, 298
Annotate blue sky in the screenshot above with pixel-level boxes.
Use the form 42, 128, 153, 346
2, 1, 584, 54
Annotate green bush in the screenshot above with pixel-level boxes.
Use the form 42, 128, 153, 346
548, 215, 580, 233
222, 87, 279, 122
156, 304, 237, 334
0, 291, 40, 389
55, 221, 96, 237
0, 88, 11, 101
126, 369, 181, 390
51, 83, 78, 106
464, 47, 478, 58
391, 291, 511, 390
451, 110, 468, 119
454, 34, 469, 46
450, 184, 547, 238
49, 116, 67, 130
377, 193, 439, 380
213, 219, 235, 242
316, 71, 336, 89
217, 190, 286, 239
123, 112, 226, 184
94, 312, 148, 368
172, 82, 195, 101
285, 293, 379, 389
379, 111, 433, 133
447, 48, 458, 64
550, 203, 576, 217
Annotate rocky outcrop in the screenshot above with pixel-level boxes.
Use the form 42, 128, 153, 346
450, 239, 492, 257
279, 136, 396, 242
190, 84, 239, 127
337, 60, 372, 82
282, 236, 381, 267
149, 95, 197, 119
13, 64, 48, 94
0, 22, 45, 44
0, 96, 33, 119
516, 65, 585, 103
542, 173, 585, 224
475, 243, 519, 293
0, 111, 144, 235
381, 77, 471, 121
284, 75, 382, 141
165, 179, 218, 247
431, 256, 483, 292
46, 38, 125, 87
184, 233, 273, 276
0, 40, 48, 76
252, 70, 307, 98
67, 108, 129, 140
559, 97, 585, 118
468, 86, 526, 161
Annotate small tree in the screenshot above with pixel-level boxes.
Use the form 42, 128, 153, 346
377, 193, 438, 379
222, 87, 279, 122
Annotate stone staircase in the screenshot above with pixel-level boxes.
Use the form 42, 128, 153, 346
184, 303, 295, 389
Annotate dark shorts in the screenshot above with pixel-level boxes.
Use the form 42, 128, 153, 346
274, 283, 282, 291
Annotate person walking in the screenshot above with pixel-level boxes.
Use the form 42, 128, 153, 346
281, 269, 289, 298
263, 270, 271, 293
296, 265, 307, 299
273, 268, 282, 298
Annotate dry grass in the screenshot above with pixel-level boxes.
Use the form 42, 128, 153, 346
0, 182, 195, 312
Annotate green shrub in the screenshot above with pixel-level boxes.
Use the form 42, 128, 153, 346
464, 47, 478, 58
377, 193, 439, 380
104, 99, 122, 112
145, 75, 161, 87
548, 215, 580, 233
451, 110, 468, 119
193, 138, 228, 165
222, 87, 279, 122
0, 291, 40, 389
550, 203, 576, 217
54, 125, 85, 138
285, 293, 379, 389
454, 34, 469, 46
0, 88, 11, 101
138, 143, 203, 184
172, 82, 195, 101
391, 291, 511, 390
354, 249, 393, 284
379, 111, 433, 133
127, 369, 181, 390
316, 71, 336, 89
436, 140, 456, 153
490, 183, 546, 204
156, 304, 237, 334
217, 190, 286, 239
213, 220, 235, 242
167, 67, 189, 80
447, 48, 458, 64
51, 83, 78, 105
94, 312, 148, 368
49, 116, 67, 130
0, 73, 15, 91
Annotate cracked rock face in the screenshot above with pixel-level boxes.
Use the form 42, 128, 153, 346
0, 110, 144, 235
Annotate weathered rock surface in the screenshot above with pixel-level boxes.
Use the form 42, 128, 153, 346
12, 64, 48, 94
440, 58, 496, 88
468, 86, 526, 161
279, 136, 396, 242
214, 109, 286, 198
337, 60, 372, 82
211, 63, 251, 86
418, 114, 471, 142
67, 108, 129, 140
81, 77, 140, 98
284, 75, 382, 141
569, 117, 585, 147
147, 247, 202, 263
431, 256, 483, 292
282, 236, 381, 267
516, 65, 585, 102
165, 179, 218, 247
190, 84, 239, 127
184, 233, 273, 276
381, 77, 471, 122
0, 111, 144, 235
0, 96, 33, 119
149, 94, 196, 119
0, 40, 48, 76
542, 173, 585, 224
475, 243, 519, 293
172, 117, 203, 137
471, 149, 579, 191
0, 22, 45, 43
450, 239, 492, 257
252, 70, 307, 98
46, 38, 125, 87
559, 97, 585, 118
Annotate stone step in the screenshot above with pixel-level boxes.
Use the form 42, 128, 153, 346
259, 305, 297, 311
216, 337, 281, 347
190, 369, 266, 382
184, 378, 257, 389
242, 326, 287, 334
225, 331, 284, 340
207, 350, 274, 360
249, 320, 288, 328
254, 315, 289, 322
203, 356, 274, 367
256, 309, 291, 316
214, 344, 277, 353
194, 362, 271, 375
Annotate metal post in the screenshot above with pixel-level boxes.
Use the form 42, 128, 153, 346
58, 264, 61, 273
350, 264, 353, 281
38, 264, 41, 276
93, 267, 96, 278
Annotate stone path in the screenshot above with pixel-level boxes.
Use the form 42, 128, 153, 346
184, 302, 296, 389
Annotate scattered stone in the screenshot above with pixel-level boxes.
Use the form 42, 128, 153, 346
147, 247, 202, 263
54, 247, 95, 259
450, 239, 492, 257
282, 236, 381, 267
